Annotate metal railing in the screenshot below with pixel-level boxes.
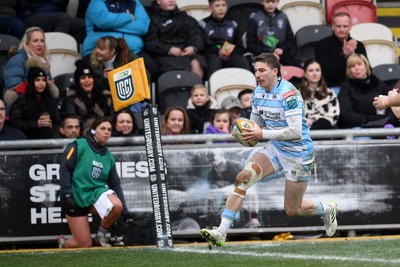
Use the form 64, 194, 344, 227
1, 127, 400, 150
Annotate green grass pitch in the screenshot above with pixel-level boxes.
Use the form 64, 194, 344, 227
1, 236, 400, 267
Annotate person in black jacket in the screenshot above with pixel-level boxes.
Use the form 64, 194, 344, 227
9, 66, 61, 139
315, 12, 368, 91
338, 53, 399, 129
61, 60, 113, 135
199, 0, 251, 80
143, 0, 207, 78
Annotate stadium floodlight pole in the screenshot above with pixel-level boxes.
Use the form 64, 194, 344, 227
142, 103, 174, 248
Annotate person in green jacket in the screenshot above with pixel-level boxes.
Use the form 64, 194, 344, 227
58, 116, 124, 248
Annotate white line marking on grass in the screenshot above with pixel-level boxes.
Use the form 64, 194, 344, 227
174, 247, 400, 265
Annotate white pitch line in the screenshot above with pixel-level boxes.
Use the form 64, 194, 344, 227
174, 247, 400, 265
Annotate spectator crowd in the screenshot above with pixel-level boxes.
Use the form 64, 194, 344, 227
0, 0, 399, 141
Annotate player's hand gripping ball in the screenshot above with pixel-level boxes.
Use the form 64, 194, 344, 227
231, 117, 259, 147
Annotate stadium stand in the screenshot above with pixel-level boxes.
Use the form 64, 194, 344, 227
156, 70, 203, 114
176, 0, 210, 21
280, 1, 326, 34
45, 32, 80, 77
209, 68, 256, 107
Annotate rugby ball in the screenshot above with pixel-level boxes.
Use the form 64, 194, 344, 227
231, 118, 259, 147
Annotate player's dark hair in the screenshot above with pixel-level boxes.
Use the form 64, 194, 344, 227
91, 116, 113, 134
253, 53, 281, 77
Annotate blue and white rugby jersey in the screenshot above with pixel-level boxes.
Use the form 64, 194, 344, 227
251, 77, 314, 157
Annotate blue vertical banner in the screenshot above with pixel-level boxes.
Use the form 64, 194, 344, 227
142, 104, 173, 248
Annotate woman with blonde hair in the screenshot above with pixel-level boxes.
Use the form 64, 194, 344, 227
338, 53, 399, 129
3, 26, 51, 94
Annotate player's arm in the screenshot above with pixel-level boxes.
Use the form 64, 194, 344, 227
262, 115, 302, 140
243, 113, 302, 141
248, 112, 301, 140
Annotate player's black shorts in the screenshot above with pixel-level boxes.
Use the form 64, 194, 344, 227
61, 204, 90, 217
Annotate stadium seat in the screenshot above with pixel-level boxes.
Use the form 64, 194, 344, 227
280, 1, 326, 34
280, 65, 304, 87
350, 23, 394, 42
295, 24, 333, 68
331, 0, 377, 26
227, 0, 262, 49
326, 0, 374, 24
348, 22, 398, 69
156, 70, 203, 114
209, 68, 257, 107
372, 63, 400, 88
53, 73, 75, 97
363, 39, 399, 68
176, 0, 211, 21
278, 0, 321, 8
45, 32, 80, 77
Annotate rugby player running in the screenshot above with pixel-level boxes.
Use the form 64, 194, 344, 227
200, 52, 337, 247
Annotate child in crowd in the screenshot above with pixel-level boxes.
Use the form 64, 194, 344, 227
186, 84, 219, 134
143, 0, 207, 78
220, 97, 241, 125
238, 88, 253, 119
246, 0, 297, 66
205, 109, 231, 134
199, 0, 251, 79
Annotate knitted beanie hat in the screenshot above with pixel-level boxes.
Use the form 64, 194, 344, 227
27, 66, 46, 84
74, 60, 93, 82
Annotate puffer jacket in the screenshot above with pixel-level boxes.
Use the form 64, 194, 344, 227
83, 0, 150, 56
